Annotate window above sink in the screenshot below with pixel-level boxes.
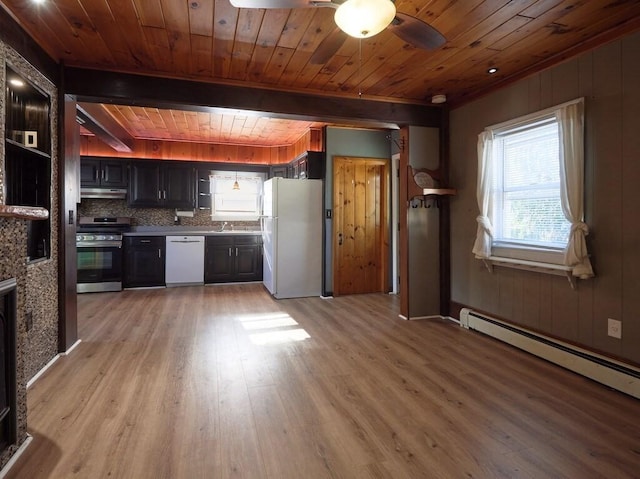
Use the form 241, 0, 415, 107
210, 170, 266, 221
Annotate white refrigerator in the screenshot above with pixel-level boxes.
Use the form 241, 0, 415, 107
262, 177, 323, 299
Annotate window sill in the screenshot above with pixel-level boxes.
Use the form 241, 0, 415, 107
481, 256, 577, 289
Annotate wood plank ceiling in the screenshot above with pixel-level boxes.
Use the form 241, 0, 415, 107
100, 104, 325, 147
3, 0, 640, 146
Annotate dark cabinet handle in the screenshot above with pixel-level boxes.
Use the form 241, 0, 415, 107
338, 233, 343, 245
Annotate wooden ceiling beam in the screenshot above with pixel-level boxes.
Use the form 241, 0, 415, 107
62, 67, 443, 129
76, 102, 134, 153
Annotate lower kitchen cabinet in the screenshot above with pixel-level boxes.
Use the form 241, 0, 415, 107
205, 235, 262, 283
123, 236, 165, 287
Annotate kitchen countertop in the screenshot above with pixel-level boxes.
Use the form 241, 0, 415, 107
124, 226, 262, 236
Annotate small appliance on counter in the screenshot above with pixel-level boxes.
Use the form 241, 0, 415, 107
76, 217, 132, 293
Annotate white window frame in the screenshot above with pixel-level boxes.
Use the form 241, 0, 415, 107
473, 98, 593, 287
210, 171, 266, 221
490, 115, 568, 265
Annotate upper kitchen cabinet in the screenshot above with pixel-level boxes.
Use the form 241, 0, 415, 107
290, 151, 325, 179
4, 66, 51, 261
128, 160, 195, 209
269, 164, 288, 179
80, 157, 128, 188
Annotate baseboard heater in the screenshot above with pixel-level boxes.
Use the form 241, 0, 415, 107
459, 308, 640, 400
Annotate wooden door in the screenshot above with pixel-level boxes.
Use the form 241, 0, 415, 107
333, 157, 390, 295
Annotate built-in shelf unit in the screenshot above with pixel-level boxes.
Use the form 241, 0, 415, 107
4, 65, 51, 261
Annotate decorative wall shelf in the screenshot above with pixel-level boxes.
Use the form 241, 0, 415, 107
407, 166, 456, 201
5, 138, 51, 159
481, 256, 577, 289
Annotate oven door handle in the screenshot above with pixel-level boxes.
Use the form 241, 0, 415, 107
77, 241, 122, 248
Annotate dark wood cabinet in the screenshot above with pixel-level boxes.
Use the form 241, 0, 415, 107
205, 236, 234, 283
164, 164, 195, 207
4, 66, 51, 262
234, 236, 263, 281
289, 151, 324, 179
128, 161, 159, 207
269, 164, 288, 178
123, 236, 165, 288
80, 157, 128, 188
205, 235, 262, 283
128, 161, 195, 209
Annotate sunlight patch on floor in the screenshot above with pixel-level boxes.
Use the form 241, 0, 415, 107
235, 312, 311, 345
248, 328, 311, 345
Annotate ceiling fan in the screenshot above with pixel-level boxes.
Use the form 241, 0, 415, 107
229, 0, 446, 65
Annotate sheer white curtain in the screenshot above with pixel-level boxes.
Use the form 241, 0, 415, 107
557, 100, 594, 278
472, 131, 494, 258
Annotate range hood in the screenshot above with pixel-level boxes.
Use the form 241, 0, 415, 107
80, 187, 127, 200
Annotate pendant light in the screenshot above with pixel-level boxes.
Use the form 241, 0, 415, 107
334, 0, 396, 39
232, 171, 240, 190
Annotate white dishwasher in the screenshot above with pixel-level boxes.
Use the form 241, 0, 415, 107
165, 236, 205, 286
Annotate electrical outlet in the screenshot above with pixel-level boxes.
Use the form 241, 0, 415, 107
607, 318, 622, 339
26, 311, 33, 332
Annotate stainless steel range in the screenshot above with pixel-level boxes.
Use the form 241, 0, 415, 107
76, 217, 132, 293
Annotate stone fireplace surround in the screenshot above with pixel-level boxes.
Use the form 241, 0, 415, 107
0, 42, 60, 470
0, 277, 17, 455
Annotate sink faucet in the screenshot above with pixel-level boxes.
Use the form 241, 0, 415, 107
219, 221, 228, 232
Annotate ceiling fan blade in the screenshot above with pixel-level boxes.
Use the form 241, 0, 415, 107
309, 27, 348, 64
229, 0, 329, 8
387, 12, 446, 50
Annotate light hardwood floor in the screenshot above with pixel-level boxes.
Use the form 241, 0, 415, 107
6, 284, 640, 478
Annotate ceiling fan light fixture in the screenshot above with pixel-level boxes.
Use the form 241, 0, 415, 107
334, 0, 396, 39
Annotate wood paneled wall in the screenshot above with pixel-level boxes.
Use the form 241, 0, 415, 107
80, 128, 323, 164
449, 31, 640, 366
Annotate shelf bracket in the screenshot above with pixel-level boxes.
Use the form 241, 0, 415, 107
387, 135, 405, 152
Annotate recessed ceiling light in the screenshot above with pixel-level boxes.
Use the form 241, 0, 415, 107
32, 0, 46, 4
488, 67, 498, 74
9, 78, 25, 87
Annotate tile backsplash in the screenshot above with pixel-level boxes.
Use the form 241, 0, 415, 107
78, 199, 260, 229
